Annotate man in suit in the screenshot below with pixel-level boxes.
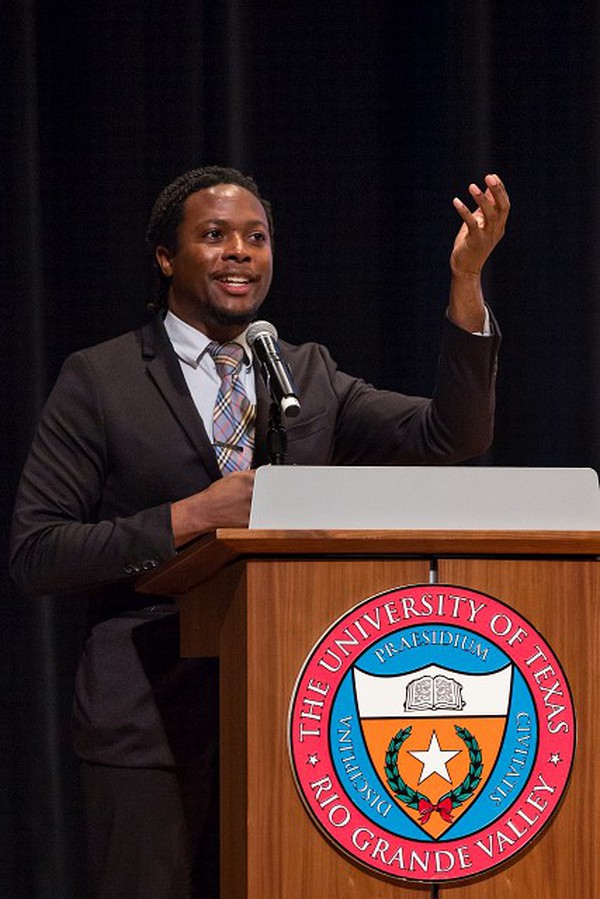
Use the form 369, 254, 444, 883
10, 166, 509, 898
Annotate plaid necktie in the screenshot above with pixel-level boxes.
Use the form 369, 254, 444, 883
208, 341, 255, 473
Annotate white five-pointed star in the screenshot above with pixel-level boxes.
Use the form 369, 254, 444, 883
549, 752, 562, 766
307, 754, 320, 766
408, 731, 461, 784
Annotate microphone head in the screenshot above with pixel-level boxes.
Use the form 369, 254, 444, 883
247, 320, 278, 346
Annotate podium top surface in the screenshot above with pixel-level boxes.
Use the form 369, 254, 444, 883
249, 465, 600, 530
137, 526, 600, 597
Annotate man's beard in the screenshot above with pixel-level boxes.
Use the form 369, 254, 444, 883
208, 305, 258, 328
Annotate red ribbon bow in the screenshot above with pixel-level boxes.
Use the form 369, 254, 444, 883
418, 796, 454, 824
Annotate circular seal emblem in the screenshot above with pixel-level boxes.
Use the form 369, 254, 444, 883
288, 585, 575, 883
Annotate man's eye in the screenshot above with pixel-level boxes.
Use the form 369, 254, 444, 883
204, 229, 223, 240
250, 232, 267, 242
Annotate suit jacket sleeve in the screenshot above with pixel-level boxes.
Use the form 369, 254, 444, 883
281, 313, 500, 467
10, 350, 176, 596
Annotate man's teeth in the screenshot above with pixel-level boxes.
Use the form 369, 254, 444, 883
219, 276, 249, 283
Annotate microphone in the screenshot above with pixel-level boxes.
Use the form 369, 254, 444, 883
246, 321, 301, 419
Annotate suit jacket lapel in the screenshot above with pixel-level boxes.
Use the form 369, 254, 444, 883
140, 315, 222, 480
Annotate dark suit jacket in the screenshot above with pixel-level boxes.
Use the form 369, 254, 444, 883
10, 312, 500, 766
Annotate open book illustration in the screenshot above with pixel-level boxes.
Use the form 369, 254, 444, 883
404, 674, 466, 712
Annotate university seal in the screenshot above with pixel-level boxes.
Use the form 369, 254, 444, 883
288, 584, 575, 882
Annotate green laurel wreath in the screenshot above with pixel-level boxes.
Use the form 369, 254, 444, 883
384, 726, 429, 809
384, 724, 483, 812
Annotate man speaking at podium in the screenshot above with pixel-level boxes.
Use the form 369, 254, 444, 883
10, 166, 509, 898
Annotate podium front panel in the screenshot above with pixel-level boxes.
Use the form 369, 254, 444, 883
166, 538, 599, 899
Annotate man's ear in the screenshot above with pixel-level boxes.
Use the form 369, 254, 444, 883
155, 245, 173, 277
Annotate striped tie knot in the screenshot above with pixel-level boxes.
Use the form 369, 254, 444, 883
207, 341, 255, 474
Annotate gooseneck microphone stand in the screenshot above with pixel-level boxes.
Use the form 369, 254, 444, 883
266, 400, 288, 465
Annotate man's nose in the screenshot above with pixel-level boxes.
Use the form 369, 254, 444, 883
222, 233, 250, 261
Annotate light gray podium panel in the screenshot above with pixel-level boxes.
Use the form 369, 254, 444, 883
249, 466, 600, 530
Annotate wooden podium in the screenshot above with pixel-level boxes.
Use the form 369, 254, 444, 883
138, 528, 600, 898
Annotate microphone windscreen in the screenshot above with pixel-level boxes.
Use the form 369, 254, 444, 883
247, 320, 278, 346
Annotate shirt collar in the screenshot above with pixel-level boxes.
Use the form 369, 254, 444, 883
163, 309, 253, 369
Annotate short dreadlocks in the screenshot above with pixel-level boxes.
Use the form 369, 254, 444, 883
145, 165, 274, 311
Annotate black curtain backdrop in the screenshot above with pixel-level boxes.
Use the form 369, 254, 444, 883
3, 2, 600, 896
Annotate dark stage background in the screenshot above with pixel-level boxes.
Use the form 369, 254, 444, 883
3, 2, 600, 896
